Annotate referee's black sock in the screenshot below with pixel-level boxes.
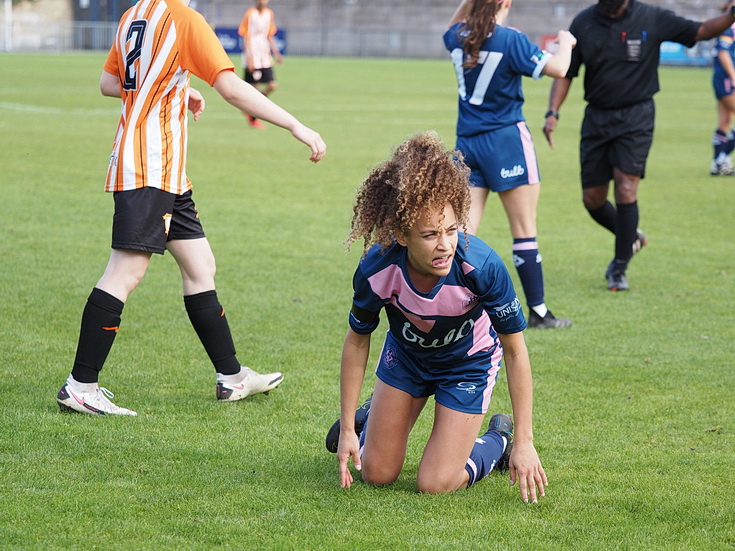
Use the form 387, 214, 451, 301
184, 290, 241, 375
614, 201, 639, 265
71, 287, 124, 384
586, 200, 616, 234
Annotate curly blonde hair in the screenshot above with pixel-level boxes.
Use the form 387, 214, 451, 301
348, 131, 472, 255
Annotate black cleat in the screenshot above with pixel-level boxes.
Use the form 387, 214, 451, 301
487, 413, 513, 472
325, 395, 372, 453
603, 228, 645, 291
606, 269, 629, 291
528, 309, 572, 329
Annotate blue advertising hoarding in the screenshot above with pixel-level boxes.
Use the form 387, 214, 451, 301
659, 40, 711, 67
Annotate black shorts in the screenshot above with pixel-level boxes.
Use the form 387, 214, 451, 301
244, 67, 275, 85
111, 188, 205, 255
579, 99, 655, 188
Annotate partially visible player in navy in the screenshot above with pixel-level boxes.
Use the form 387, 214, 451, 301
332, 132, 547, 502
711, 1, 735, 175
444, 0, 577, 329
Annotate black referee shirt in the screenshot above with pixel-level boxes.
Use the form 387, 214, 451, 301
567, 0, 700, 109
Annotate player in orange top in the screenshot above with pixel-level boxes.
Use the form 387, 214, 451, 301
238, 0, 283, 128
56, 0, 326, 416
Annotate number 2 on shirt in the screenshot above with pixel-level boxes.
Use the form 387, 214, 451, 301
123, 20, 147, 91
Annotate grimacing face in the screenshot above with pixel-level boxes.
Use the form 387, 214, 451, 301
396, 203, 459, 287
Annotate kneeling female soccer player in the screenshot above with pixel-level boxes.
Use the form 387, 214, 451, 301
333, 132, 547, 502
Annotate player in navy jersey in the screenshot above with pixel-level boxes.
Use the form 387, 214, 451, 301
711, 2, 735, 175
331, 132, 547, 502
444, 0, 577, 329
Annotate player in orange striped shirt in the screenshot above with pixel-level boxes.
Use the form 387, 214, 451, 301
238, 0, 283, 128
56, 0, 326, 416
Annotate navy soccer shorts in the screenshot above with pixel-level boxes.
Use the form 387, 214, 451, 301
457, 122, 541, 193
713, 74, 735, 100
374, 332, 501, 415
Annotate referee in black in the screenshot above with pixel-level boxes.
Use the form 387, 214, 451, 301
543, 0, 735, 291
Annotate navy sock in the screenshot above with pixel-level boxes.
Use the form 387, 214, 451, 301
184, 290, 240, 375
614, 201, 639, 265
512, 238, 544, 308
465, 430, 506, 487
713, 129, 729, 159
725, 130, 735, 155
71, 288, 124, 384
586, 200, 616, 234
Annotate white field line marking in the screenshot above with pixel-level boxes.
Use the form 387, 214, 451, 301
0, 102, 118, 115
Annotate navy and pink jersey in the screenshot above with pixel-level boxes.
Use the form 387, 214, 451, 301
443, 23, 551, 137
349, 233, 526, 370
713, 25, 735, 82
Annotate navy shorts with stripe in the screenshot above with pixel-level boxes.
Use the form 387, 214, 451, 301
457, 122, 541, 193
375, 332, 500, 415
713, 75, 735, 100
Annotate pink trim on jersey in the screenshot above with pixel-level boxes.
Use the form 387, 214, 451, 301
518, 122, 540, 185
367, 264, 480, 335
511, 240, 538, 251
364, 261, 503, 363
461, 261, 476, 275
467, 310, 493, 357
481, 346, 504, 413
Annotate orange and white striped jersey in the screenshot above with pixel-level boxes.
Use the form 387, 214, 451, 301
103, 0, 235, 194
238, 7, 277, 70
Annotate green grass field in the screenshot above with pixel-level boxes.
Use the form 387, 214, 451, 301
1, 53, 734, 550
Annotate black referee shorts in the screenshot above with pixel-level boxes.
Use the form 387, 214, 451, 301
580, 99, 655, 188
111, 188, 206, 255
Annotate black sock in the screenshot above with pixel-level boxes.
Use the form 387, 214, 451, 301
586, 200, 616, 234
184, 290, 240, 375
614, 201, 639, 265
71, 288, 124, 384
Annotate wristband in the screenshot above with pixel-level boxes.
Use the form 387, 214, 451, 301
545, 110, 560, 119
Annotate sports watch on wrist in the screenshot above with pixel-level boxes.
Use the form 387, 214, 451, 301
545, 110, 560, 119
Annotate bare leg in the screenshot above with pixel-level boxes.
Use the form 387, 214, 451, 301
166, 237, 216, 296
96, 249, 152, 302
416, 403, 486, 494
466, 186, 490, 236
360, 379, 428, 486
